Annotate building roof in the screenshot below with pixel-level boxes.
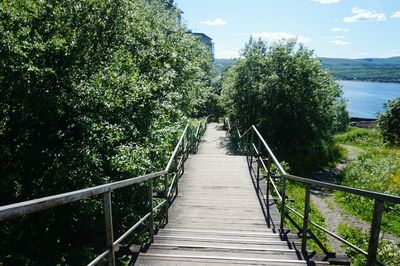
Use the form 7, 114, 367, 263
191, 32, 213, 42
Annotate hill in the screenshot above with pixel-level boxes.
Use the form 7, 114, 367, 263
320, 57, 400, 83
214, 58, 235, 75
215, 57, 400, 82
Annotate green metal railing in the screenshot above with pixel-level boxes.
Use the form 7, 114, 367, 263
226, 119, 400, 266
0, 118, 208, 266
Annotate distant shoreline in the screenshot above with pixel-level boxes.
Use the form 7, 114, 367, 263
337, 78, 400, 84
349, 117, 377, 128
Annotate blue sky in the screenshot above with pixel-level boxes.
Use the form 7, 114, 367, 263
174, 0, 400, 59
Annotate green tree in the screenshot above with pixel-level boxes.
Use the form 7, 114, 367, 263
0, 0, 212, 264
222, 39, 348, 173
378, 97, 400, 146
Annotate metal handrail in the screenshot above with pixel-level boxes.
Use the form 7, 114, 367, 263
0, 117, 209, 266
227, 119, 400, 266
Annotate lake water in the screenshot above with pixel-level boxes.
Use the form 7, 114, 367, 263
338, 80, 400, 119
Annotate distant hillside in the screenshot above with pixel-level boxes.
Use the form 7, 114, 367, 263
215, 57, 400, 83
214, 59, 235, 75
320, 57, 400, 83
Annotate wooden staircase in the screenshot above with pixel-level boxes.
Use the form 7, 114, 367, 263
136, 123, 328, 265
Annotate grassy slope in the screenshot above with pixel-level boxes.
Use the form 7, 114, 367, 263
333, 127, 400, 265
334, 127, 400, 237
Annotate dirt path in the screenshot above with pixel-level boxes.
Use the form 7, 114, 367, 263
310, 144, 399, 253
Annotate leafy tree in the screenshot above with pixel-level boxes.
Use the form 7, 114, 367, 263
0, 0, 213, 264
378, 97, 400, 146
222, 39, 348, 173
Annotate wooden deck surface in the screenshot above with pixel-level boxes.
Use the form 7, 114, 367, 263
136, 123, 324, 265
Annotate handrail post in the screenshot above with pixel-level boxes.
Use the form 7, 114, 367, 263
148, 180, 154, 243
301, 184, 311, 251
103, 191, 116, 266
266, 154, 271, 228
174, 155, 179, 195
250, 129, 254, 165
280, 174, 287, 232
256, 138, 261, 192
186, 127, 190, 158
256, 156, 260, 192
366, 199, 384, 265
164, 173, 169, 224
189, 126, 193, 154
181, 135, 185, 176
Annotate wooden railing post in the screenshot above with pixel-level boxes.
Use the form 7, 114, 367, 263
148, 180, 154, 243
366, 199, 384, 265
280, 174, 287, 232
301, 185, 311, 251
103, 191, 116, 266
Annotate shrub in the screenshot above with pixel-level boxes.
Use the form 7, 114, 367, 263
0, 0, 212, 264
221, 39, 348, 173
378, 97, 400, 146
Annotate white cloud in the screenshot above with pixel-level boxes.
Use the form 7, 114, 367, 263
329, 39, 350, 45
386, 50, 400, 57
251, 32, 311, 44
344, 7, 386, 23
331, 27, 350, 32
312, 0, 341, 4
200, 18, 227, 26
324, 36, 346, 40
391, 11, 400, 18
357, 51, 368, 56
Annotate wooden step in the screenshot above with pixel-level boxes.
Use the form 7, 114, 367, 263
144, 248, 302, 260
136, 253, 330, 265
154, 235, 300, 247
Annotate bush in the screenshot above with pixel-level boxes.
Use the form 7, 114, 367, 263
378, 97, 400, 146
221, 39, 348, 173
0, 0, 212, 264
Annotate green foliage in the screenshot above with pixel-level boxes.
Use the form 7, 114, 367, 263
0, 0, 213, 264
338, 224, 400, 265
334, 150, 400, 237
221, 39, 348, 173
335, 127, 383, 148
334, 128, 400, 237
378, 97, 400, 146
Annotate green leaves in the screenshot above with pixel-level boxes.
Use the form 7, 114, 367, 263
222, 40, 348, 173
0, 0, 213, 264
378, 97, 400, 146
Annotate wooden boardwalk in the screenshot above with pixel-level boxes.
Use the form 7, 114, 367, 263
136, 123, 326, 265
